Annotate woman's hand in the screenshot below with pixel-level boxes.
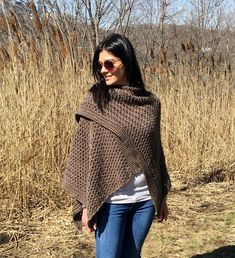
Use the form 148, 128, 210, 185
82, 208, 97, 233
157, 198, 169, 222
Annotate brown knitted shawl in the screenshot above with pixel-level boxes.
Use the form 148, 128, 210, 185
63, 85, 171, 229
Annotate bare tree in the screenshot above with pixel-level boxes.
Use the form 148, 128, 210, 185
186, 0, 230, 51
131, 0, 182, 73
74, 0, 138, 50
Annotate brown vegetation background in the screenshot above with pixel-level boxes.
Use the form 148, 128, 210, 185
0, 1, 234, 257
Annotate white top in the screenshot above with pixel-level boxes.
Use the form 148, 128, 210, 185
105, 171, 151, 203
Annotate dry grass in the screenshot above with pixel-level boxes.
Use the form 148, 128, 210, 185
143, 181, 235, 258
0, 182, 234, 257
154, 71, 234, 183
0, 58, 233, 220
0, 59, 92, 220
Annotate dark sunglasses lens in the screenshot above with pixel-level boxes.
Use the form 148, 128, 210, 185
97, 60, 115, 72
104, 60, 114, 70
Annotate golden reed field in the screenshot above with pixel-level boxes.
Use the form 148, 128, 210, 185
0, 9, 234, 257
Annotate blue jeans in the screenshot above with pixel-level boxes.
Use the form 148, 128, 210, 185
95, 199, 155, 258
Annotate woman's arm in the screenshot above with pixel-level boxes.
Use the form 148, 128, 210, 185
157, 197, 169, 222
82, 208, 97, 233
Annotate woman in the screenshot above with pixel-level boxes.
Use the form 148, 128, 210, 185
63, 33, 171, 258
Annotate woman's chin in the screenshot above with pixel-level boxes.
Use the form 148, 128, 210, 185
106, 81, 117, 86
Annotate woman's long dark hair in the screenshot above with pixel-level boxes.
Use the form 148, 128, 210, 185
89, 33, 148, 110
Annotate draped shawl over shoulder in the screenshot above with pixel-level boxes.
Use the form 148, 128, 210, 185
63, 85, 171, 229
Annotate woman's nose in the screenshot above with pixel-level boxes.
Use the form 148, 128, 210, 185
100, 65, 108, 74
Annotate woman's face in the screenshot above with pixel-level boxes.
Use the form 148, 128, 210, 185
98, 50, 128, 86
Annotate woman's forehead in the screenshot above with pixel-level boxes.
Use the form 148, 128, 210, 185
99, 50, 118, 60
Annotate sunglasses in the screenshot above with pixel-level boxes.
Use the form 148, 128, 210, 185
97, 59, 122, 73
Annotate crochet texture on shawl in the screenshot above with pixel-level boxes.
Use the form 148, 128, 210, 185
63, 85, 171, 229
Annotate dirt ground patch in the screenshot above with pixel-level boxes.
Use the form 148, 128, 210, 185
0, 181, 234, 258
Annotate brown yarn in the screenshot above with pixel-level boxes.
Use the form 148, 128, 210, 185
63, 85, 171, 229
